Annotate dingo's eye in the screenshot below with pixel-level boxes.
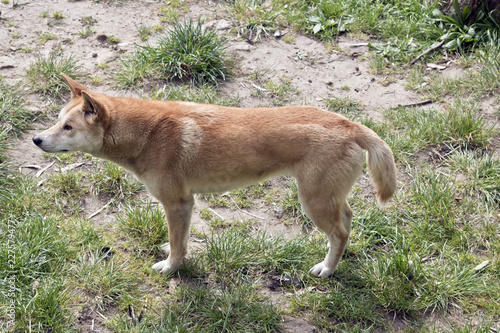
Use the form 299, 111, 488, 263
63, 124, 73, 131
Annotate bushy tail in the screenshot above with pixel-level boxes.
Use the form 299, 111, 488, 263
355, 125, 397, 207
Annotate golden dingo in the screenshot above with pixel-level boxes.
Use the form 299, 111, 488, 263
33, 74, 397, 278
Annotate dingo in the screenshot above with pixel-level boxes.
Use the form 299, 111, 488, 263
33, 74, 396, 278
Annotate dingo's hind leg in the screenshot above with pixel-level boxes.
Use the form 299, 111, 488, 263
298, 181, 355, 278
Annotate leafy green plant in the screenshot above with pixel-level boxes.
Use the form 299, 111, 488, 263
431, 0, 500, 53
369, 37, 420, 63
307, 1, 353, 40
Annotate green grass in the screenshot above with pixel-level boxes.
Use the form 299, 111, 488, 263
26, 47, 82, 99
116, 19, 231, 88
262, 77, 299, 106
324, 95, 363, 120
69, 249, 138, 310
90, 161, 144, 202
365, 101, 496, 163
150, 84, 239, 106
228, 0, 286, 42
448, 150, 500, 204
117, 200, 168, 252
0, 176, 75, 332
109, 278, 283, 332
0, 79, 36, 164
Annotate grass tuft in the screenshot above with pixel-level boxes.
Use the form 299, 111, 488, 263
117, 200, 168, 252
116, 19, 231, 88
26, 47, 82, 99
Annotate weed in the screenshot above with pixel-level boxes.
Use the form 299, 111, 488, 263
411, 170, 458, 242
263, 77, 298, 106
158, 0, 186, 23
38, 32, 58, 44
78, 27, 96, 38
152, 24, 165, 33
369, 37, 421, 63
204, 193, 231, 208
306, 1, 353, 40
13, 278, 75, 332
52, 11, 64, 19
200, 208, 213, 220
207, 217, 257, 230
431, 0, 500, 54
74, 219, 101, 247
379, 76, 396, 86
136, 24, 152, 41
369, 103, 495, 162
293, 286, 388, 331
204, 228, 316, 280
107, 35, 121, 43
81, 16, 97, 26
444, 98, 495, 149
90, 75, 103, 84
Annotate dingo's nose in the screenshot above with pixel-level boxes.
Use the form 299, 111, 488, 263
32, 136, 42, 146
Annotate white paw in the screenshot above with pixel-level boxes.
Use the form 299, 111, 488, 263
159, 242, 170, 255
310, 262, 335, 279
152, 258, 180, 274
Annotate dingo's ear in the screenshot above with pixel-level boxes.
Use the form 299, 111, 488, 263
81, 91, 108, 125
61, 73, 87, 99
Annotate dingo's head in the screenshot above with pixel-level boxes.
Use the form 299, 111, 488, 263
33, 74, 109, 155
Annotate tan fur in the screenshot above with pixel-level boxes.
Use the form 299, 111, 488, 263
33, 74, 397, 278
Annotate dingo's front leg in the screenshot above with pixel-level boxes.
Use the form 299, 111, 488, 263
152, 197, 194, 274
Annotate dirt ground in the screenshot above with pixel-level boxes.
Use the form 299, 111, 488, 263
0, 0, 481, 331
